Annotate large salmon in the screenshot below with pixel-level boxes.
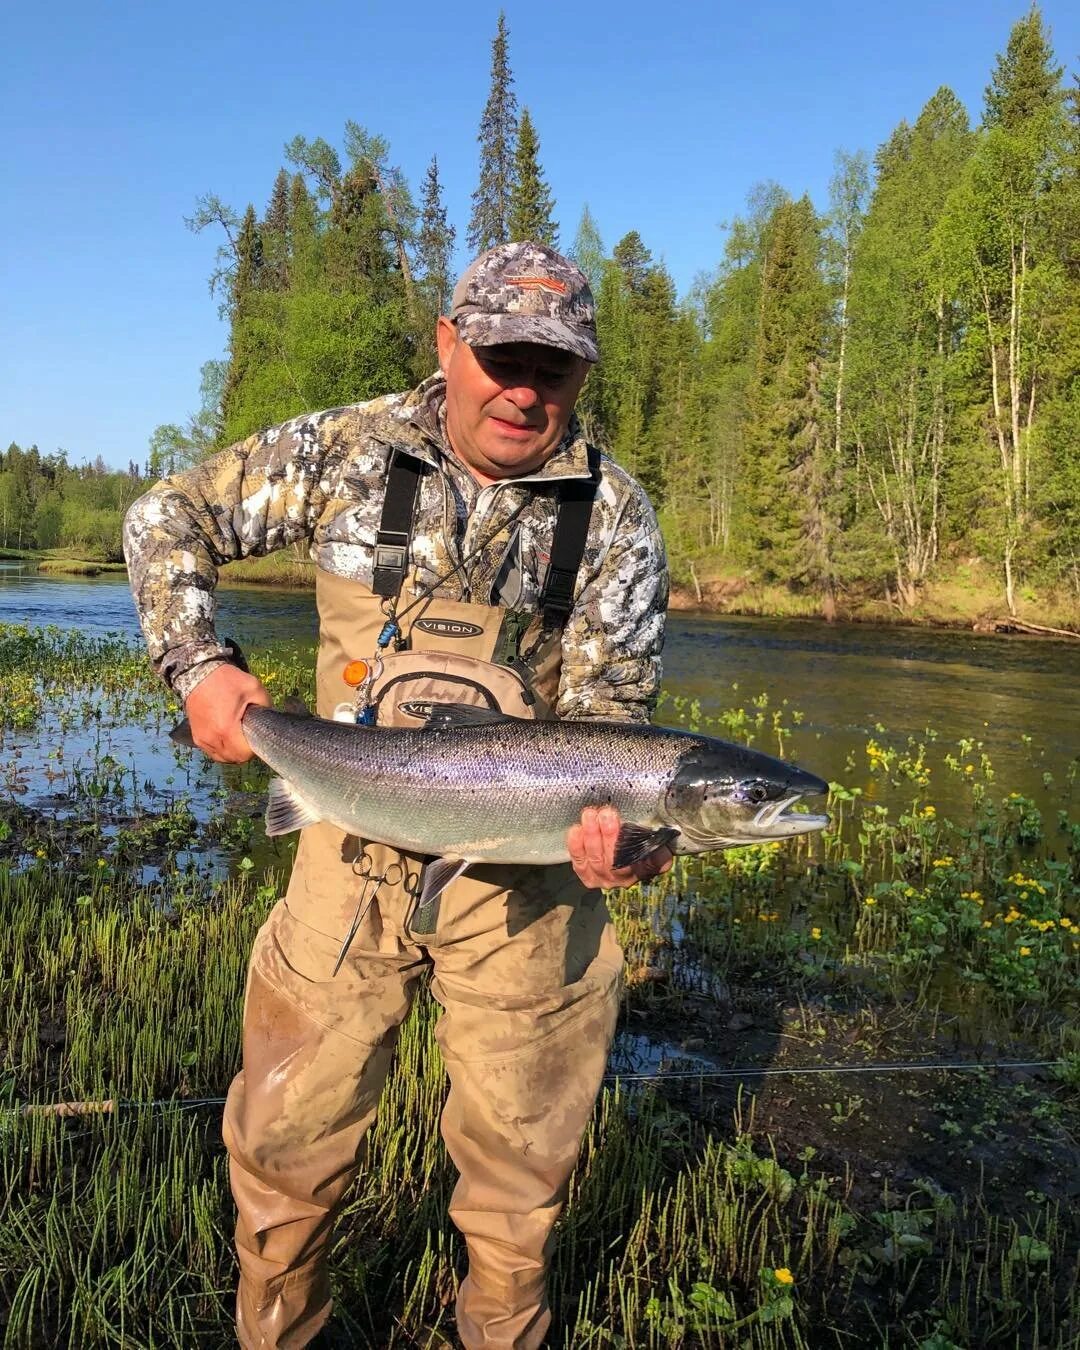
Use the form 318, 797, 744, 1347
213, 702, 830, 911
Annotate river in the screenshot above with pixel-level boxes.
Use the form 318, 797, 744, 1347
1, 561, 1077, 808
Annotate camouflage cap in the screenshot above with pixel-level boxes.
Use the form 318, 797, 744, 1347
449, 241, 598, 364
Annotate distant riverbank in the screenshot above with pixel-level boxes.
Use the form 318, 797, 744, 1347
8, 549, 1077, 637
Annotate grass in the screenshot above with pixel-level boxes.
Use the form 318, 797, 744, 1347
218, 548, 316, 590
0, 623, 1077, 1346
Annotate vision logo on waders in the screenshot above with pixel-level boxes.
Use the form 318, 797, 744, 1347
415, 618, 485, 639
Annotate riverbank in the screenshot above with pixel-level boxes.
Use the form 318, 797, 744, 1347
671, 566, 1080, 637
10, 549, 1078, 636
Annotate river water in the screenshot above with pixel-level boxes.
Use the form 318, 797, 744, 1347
1, 561, 1077, 808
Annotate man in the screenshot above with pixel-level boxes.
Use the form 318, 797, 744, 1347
124, 241, 670, 1349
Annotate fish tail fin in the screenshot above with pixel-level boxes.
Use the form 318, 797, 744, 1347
168, 717, 196, 749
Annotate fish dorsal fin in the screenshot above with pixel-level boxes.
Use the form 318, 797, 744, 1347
280, 693, 313, 717
411, 857, 473, 933
612, 824, 680, 870
422, 703, 519, 730
265, 777, 323, 837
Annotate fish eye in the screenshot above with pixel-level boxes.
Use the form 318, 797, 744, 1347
734, 780, 774, 805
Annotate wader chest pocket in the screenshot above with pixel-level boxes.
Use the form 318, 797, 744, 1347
369, 651, 538, 728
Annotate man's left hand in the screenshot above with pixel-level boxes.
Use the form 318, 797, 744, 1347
567, 805, 674, 890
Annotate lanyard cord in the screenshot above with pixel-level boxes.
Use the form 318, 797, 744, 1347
387, 496, 530, 633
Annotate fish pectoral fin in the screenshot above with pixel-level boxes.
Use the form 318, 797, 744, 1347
411, 857, 473, 934
612, 824, 680, 870
422, 703, 519, 730
264, 777, 323, 837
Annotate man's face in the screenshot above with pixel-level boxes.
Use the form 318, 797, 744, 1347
436, 316, 589, 484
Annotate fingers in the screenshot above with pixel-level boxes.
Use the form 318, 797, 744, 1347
567, 807, 674, 891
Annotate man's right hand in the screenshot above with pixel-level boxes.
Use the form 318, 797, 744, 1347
183, 663, 273, 763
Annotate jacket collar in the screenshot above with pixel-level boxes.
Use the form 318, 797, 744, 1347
387, 373, 595, 485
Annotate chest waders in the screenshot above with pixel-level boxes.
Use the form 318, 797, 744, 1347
223, 451, 626, 1350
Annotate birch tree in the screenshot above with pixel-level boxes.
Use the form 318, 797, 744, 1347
938, 10, 1065, 612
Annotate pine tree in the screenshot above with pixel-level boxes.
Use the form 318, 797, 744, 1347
417, 155, 456, 318
468, 12, 518, 253
508, 108, 558, 246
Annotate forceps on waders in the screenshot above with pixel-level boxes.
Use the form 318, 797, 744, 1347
332, 852, 407, 976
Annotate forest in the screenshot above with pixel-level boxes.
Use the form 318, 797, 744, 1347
5, 8, 1078, 623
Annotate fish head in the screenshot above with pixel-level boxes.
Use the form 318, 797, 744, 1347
664, 740, 830, 851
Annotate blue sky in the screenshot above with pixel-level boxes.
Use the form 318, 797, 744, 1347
3, 1, 1077, 470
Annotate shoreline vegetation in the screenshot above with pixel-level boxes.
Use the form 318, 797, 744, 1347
9, 548, 1078, 637
1, 625, 1076, 1345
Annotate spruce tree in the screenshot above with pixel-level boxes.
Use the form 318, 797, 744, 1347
612, 230, 652, 295
288, 173, 319, 291
984, 6, 1063, 130
262, 168, 291, 292
508, 108, 558, 246
417, 155, 456, 318
744, 196, 831, 584
570, 205, 604, 292
467, 12, 518, 253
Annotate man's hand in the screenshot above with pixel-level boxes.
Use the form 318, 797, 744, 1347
184, 663, 272, 764
567, 805, 674, 890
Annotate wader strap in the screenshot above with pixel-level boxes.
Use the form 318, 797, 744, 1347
372, 450, 423, 598
539, 445, 600, 629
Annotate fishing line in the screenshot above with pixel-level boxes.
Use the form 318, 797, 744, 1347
5, 1060, 1066, 1119
602, 1059, 1065, 1083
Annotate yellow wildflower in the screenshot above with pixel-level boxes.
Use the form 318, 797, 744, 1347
932, 857, 953, 867
35, 849, 46, 859
1018, 947, 1032, 957
97, 858, 107, 868
864, 897, 877, 906
965, 764, 974, 774
811, 927, 822, 940
1060, 918, 1072, 929
981, 920, 992, 929
921, 805, 936, 818
773, 1268, 795, 1286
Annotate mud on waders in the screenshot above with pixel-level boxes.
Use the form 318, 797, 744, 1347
222, 442, 623, 1350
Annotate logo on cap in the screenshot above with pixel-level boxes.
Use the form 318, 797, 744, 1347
506, 276, 569, 295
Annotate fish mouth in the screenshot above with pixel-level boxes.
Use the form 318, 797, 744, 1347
753, 792, 830, 837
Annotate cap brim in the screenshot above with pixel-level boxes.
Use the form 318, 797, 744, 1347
456, 312, 598, 364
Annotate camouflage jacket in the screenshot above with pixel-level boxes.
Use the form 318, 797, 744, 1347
123, 375, 668, 721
